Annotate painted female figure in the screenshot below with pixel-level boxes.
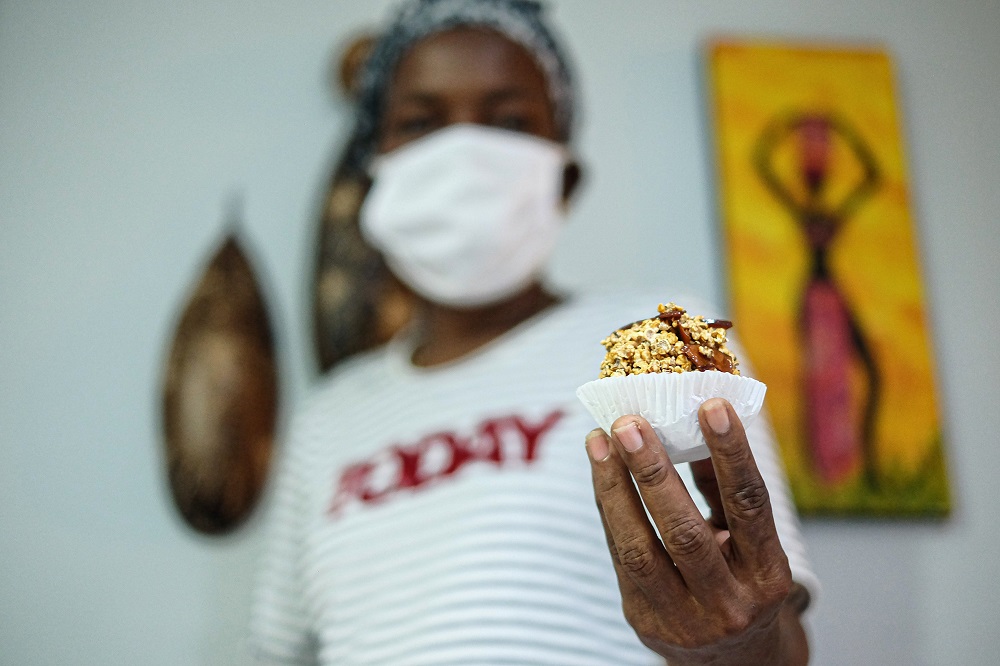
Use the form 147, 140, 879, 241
754, 113, 881, 488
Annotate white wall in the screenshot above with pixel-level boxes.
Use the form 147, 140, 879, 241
2, 1, 997, 664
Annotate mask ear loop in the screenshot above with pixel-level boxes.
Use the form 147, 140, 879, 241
560, 158, 583, 212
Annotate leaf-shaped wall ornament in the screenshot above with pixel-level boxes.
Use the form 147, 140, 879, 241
161, 232, 278, 535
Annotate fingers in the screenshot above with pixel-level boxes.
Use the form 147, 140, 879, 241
593, 494, 663, 622
587, 428, 684, 605
698, 399, 788, 576
591, 418, 732, 601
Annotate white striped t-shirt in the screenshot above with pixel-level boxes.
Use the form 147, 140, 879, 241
250, 291, 819, 665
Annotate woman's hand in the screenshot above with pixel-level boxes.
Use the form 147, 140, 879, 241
586, 398, 808, 665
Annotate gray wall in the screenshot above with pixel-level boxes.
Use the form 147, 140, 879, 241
2, 1, 998, 664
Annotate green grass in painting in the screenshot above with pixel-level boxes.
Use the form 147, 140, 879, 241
790, 433, 950, 518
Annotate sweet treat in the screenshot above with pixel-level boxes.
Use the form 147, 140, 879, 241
598, 302, 739, 378
576, 302, 766, 463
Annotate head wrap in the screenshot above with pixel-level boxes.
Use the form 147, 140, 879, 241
345, 0, 575, 172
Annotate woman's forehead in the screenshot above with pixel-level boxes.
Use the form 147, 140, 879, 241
387, 27, 550, 103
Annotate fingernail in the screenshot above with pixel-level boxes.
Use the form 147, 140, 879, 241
704, 400, 730, 435
586, 429, 610, 461
613, 421, 643, 452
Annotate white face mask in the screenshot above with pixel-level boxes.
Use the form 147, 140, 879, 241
359, 124, 569, 308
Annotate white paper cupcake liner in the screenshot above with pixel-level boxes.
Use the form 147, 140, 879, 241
576, 372, 767, 464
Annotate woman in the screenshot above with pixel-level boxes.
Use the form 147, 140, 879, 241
253, 1, 817, 663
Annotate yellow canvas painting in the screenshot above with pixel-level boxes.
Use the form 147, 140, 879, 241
708, 41, 949, 516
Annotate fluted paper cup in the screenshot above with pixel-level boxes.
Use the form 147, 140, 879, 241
576, 372, 767, 463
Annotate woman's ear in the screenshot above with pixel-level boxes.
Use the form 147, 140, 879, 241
561, 159, 583, 204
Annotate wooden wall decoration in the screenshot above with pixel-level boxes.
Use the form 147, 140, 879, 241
161, 232, 278, 534
708, 41, 950, 516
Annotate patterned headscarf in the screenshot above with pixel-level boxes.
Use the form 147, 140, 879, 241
345, 0, 576, 172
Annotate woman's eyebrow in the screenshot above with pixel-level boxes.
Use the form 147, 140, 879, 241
392, 91, 440, 106
390, 87, 543, 110
484, 87, 542, 104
